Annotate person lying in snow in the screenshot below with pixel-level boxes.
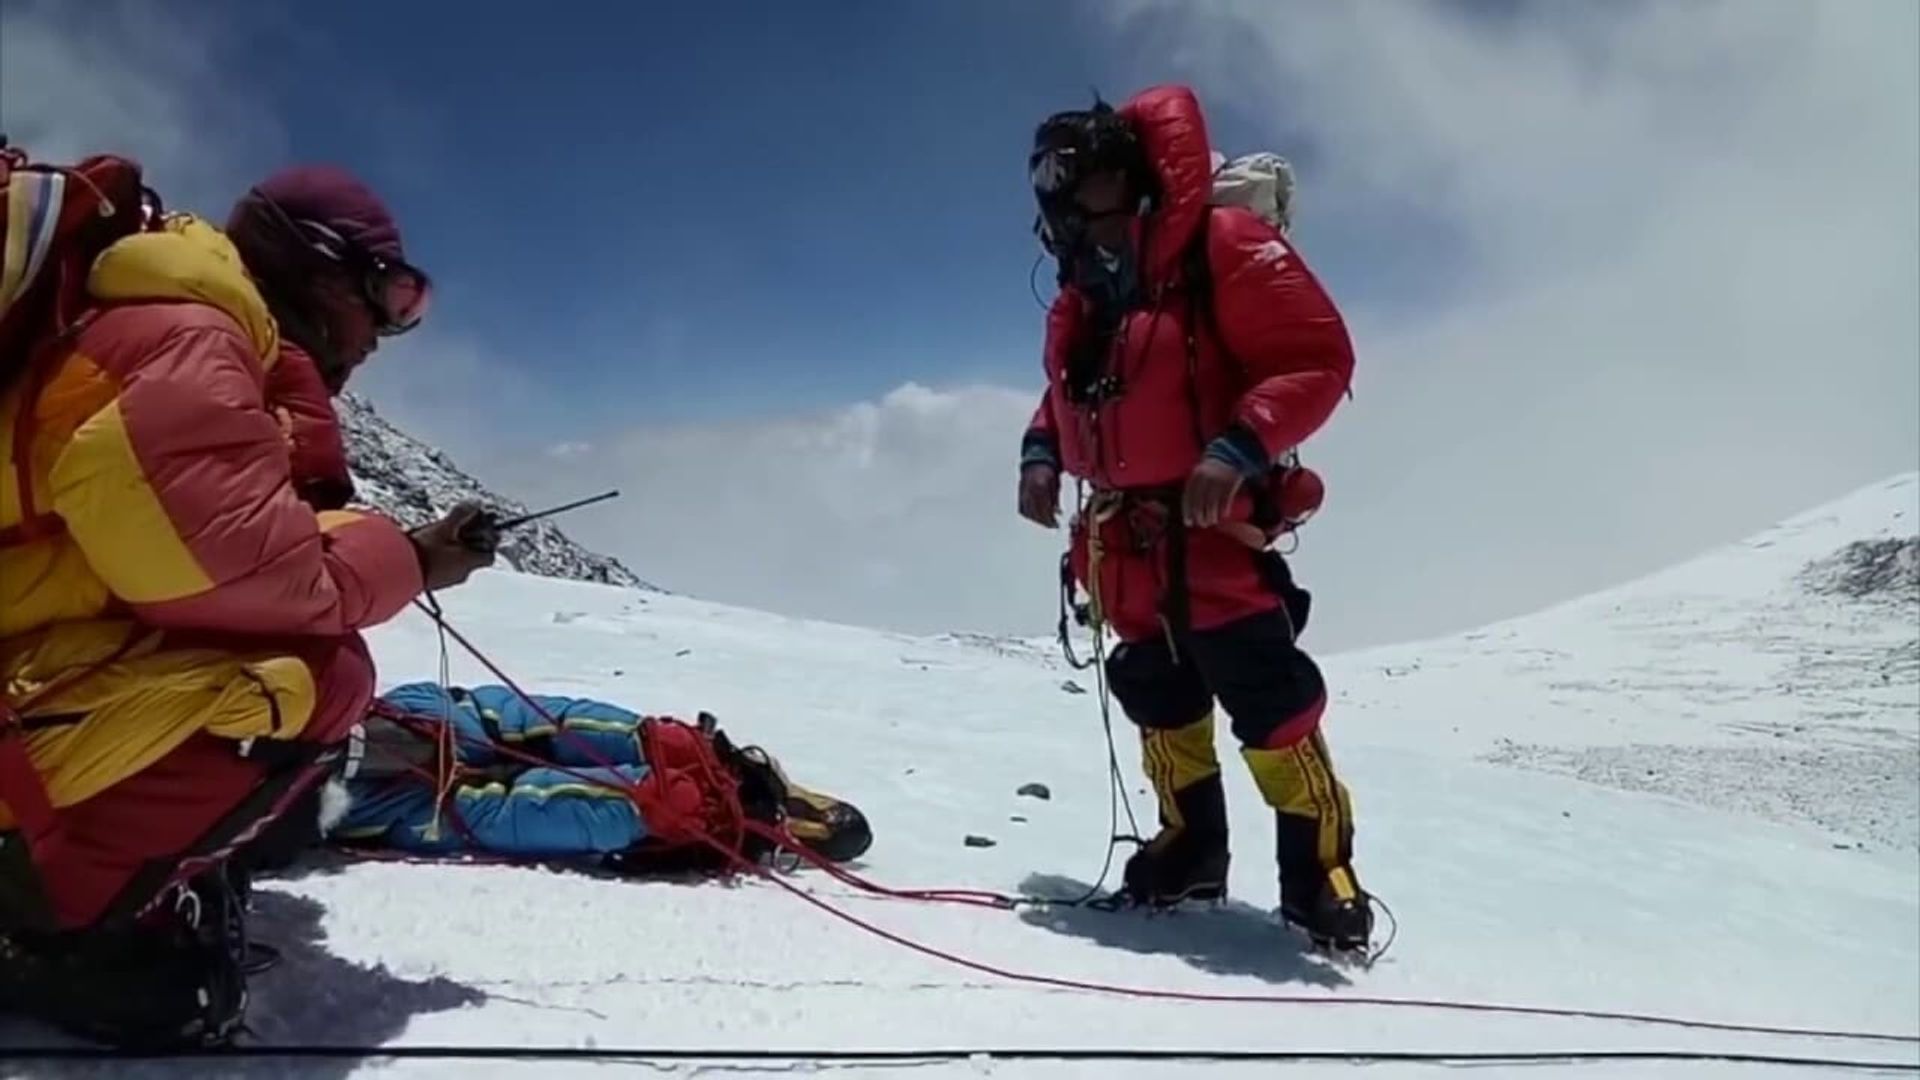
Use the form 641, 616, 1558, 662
246, 682, 872, 872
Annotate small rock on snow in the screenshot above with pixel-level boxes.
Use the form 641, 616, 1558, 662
1061, 680, 1087, 695
964, 834, 998, 848
1017, 783, 1053, 801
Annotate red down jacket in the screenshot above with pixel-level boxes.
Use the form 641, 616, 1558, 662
1023, 85, 1355, 497
1022, 85, 1357, 642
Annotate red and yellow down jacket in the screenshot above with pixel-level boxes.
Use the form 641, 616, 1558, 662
0, 214, 421, 826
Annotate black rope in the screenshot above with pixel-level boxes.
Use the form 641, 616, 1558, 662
1029, 252, 1051, 310
7, 1045, 1915, 1070
1033, 657, 1144, 910
1037, 484, 1143, 912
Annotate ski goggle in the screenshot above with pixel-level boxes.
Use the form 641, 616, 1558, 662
1029, 144, 1082, 196
292, 217, 432, 336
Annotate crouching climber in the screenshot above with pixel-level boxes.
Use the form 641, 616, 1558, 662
0, 150, 492, 1049
242, 683, 873, 873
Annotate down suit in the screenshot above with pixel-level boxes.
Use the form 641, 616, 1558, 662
1020, 85, 1370, 944
0, 214, 420, 930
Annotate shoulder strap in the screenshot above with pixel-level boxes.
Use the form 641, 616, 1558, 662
1181, 209, 1226, 451
1183, 208, 1227, 357
1179, 207, 1354, 423
1179, 209, 1287, 534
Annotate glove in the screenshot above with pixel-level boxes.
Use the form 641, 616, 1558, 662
409, 502, 498, 592
1019, 463, 1062, 528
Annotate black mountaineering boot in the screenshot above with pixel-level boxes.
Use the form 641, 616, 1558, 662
1242, 733, 1374, 956
1280, 871, 1374, 956
1120, 716, 1233, 907
1121, 769, 1231, 906
0, 867, 250, 1049
225, 860, 281, 976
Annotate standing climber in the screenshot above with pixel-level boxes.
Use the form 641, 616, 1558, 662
1015, 85, 1371, 953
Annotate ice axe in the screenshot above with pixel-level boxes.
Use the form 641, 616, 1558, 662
458, 490, 621, 553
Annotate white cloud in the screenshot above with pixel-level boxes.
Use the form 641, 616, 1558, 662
0, 0, 523, 455
1047, 0, 1920, 649
347, 327, 566, 452
0, 0, 285, 213
10, 0, 1913, 653
511, 1, 1916, 650
488, 383, 1070, 638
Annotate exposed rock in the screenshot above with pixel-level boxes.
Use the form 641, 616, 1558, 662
337, 392, 658, 591
1799, 536, 1919, 606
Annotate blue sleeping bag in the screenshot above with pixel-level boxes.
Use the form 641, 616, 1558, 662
331, 683, 656, 858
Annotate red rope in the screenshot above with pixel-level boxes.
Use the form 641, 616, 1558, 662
396, 599, 752, 862
726, 845, 1920, 1047
636, 714, 748, 853
746, 821, 1021, 911
410, 600, 1013, 910
368, 700, 631, 796
411, 603, 1920, 1050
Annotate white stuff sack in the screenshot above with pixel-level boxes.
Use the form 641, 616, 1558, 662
1208, 150, 1296, 235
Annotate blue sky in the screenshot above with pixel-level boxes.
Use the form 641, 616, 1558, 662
4, 0, 1914, 646
240, 1, 1182, 427
151, 0, 1462, 432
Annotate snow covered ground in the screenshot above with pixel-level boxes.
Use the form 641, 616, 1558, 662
3, 475, 1917, 1078
1352, 472, 1920, 853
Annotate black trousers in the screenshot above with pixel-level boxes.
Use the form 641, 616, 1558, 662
1101, 557, 1355, 909
1105, 599, 1326, 750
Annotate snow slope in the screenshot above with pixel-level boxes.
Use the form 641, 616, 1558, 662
1343, 471, 1919, 853
3, 477, 1917, 1078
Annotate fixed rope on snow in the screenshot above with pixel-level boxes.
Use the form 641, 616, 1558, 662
9, 1045, 1919, 1070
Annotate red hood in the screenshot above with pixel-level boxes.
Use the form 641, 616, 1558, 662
1119, 84, 1216, 283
